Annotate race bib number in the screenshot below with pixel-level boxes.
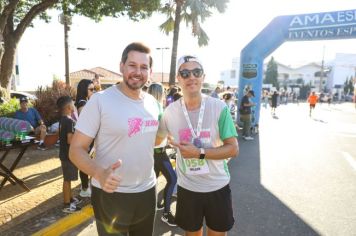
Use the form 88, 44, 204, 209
182, 159, 210, 175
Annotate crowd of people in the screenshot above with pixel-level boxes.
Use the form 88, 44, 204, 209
11, 39, 354, 235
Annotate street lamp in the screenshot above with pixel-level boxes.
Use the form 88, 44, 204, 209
156, 47, 169, 83
59, 11, 72, 86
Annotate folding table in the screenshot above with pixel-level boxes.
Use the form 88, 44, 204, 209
0, 139, 35, 192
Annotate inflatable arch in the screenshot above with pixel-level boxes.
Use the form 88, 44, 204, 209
238, 9, 356, 126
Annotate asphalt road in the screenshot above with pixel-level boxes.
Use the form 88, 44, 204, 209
70, 102, 356, 236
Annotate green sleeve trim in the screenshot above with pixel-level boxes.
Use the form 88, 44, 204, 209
157, 102, 163, 121
223, 159, 230, 177
218, 106, 238, 140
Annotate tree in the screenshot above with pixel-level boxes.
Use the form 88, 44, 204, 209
0, 0, 160, 92
264, 56, 279, 89
159, 0, 229, 86
348, 76, 354, 95
344, 78, 349, 94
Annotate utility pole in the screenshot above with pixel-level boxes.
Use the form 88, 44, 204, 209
319, 46, 325, 93
59, 5, 72, 86
156, 47, 169, 84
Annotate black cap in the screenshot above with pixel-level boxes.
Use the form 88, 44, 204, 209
248, 90, 255, 97
19, 97, 29, 103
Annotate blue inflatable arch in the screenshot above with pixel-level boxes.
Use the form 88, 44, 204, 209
238, 9, 356, 126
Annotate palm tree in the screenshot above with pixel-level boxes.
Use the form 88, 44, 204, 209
159, 0, 229, 86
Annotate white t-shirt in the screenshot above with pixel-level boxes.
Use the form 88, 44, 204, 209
158, 95, 237, 192
75, 86, 159, 193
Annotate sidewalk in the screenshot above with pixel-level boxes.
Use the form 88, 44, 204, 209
0, 145, 86, 235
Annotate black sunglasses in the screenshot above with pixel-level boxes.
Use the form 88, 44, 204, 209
179, 68, 204, 79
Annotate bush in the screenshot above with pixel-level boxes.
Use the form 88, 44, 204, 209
0, 98, 20, 117
34, 80, 76, 126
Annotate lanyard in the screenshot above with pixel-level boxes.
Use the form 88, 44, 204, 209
181, 96, 206, 139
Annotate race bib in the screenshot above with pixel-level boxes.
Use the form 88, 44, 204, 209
182, 158, 210, 175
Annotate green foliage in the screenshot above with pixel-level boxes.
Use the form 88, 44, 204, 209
0, 0, 161, 89
160, 0, 228, 47
0, 98, 20, 117
34, 80, 76, 126
344, 77, 355, 95
264, 57, 279, 89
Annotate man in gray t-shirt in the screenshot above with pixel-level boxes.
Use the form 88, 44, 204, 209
70, 43, 159, 236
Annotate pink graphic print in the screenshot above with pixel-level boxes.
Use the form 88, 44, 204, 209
179, 128, 211, 143
128, 118, 143, 137
179, 128, 192, 142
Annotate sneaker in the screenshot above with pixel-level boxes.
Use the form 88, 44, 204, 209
79, 188, 91, 198
55, 140, 60, 147
157, 202, 164, 210
62, 203, 81, 213
244, 136, 254, 141
161, 212, 177, 226
172, 192, 177, 198
37, 143, 47, 150
71, 197, 82, 205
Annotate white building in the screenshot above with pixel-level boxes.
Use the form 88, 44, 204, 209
219, 57, 240, 88
220, 53, 356, 93
327, 53, 356, 89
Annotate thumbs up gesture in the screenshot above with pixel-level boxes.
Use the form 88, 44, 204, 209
99, 159, 122, 193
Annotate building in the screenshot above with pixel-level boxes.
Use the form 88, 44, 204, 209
69, 67, 122, 88
220, 53, 356, 93
219, 57, 240, 88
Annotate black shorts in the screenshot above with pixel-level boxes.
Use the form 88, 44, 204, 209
91, 186, 156, 236
176, 184, 234, 232
60, 160, 78, 181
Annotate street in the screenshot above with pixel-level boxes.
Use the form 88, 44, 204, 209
71, 102, 356, 236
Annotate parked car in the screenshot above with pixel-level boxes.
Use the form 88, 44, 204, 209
10, 91, 37, 101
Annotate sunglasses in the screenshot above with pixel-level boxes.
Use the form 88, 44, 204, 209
179, 68, 204, 79
88, 88, 95, 92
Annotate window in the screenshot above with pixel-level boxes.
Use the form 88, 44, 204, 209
230, 70, 236, 78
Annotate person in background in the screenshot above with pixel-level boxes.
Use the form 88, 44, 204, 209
271, 91, 278, 116
308, 91, 318, 117
148, 82, 177, 227
166, 86, 179, 107
57, 95, 82, 213
14, 97, 47, 150
75, 79, 96, 198
239, 90, 255, 141
210, 87, 221, 99
70, 42, 159, 235
93, 74, 102, 91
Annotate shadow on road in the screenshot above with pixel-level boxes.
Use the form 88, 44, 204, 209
229, 135, 320, 236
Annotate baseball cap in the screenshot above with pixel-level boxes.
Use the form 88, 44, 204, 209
19, 97, 29, 103
248, 90, 255, 97
177, 55, 204, 72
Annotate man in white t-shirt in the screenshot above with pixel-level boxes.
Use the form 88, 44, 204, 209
156, 55, 239, 236
69, 42, 160, 236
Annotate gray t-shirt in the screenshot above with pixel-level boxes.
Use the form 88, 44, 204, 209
76, 86, 159, 193
158, 95, 237, 192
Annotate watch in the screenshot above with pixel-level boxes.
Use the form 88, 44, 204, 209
199, 148, 205, 160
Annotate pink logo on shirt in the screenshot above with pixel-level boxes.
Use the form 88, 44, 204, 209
179, 128, 211, 142
128, 118, 143, 137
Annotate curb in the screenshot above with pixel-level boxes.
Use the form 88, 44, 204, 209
32, 205, 93, 236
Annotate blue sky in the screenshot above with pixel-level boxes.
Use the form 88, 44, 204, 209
17, 0, 356, 90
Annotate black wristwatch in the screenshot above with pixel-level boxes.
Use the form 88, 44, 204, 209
199, 148, 205, 159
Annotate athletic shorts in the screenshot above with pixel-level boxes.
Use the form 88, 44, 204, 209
176, 184, 234, 232
91, 186, 156, 236
310, 104, 316, 108
60, 160, 78, 181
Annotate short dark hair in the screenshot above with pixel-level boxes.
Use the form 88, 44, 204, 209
57, 96, 73, 113
121, 42, 152, 68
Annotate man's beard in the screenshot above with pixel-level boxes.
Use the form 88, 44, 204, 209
124, 78, 145, 90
